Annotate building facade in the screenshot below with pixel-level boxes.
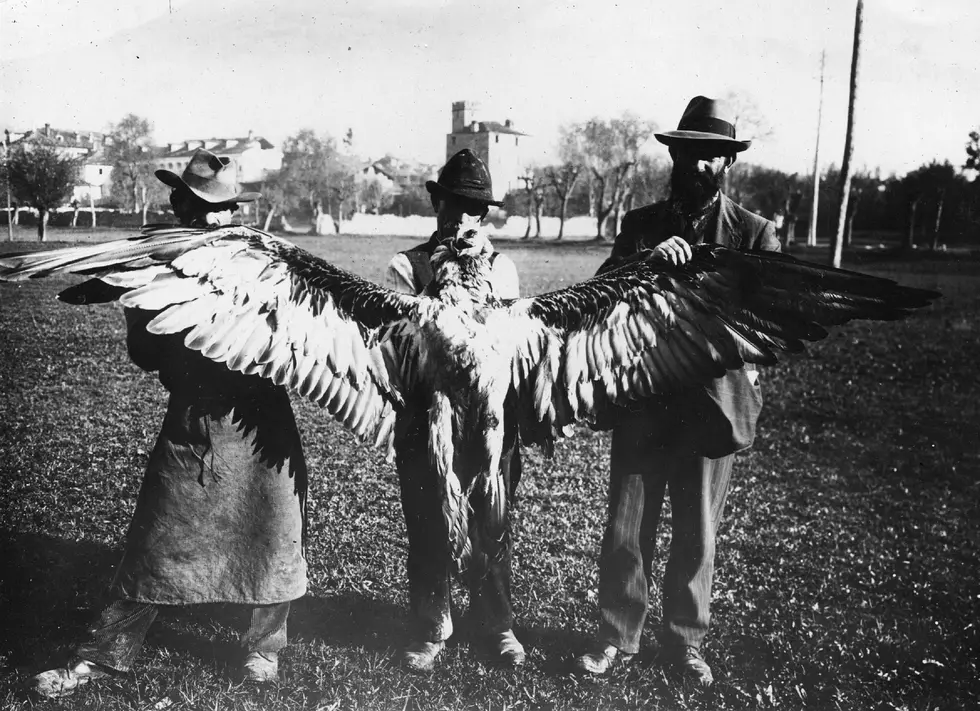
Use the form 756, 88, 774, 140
445, 101, 526, 201
5, 124, 113, 202
152, 132, 283, 190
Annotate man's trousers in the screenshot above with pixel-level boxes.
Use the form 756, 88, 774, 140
395, 414, 520, 642
597, 412, 735, 654
76, 599, 291, 672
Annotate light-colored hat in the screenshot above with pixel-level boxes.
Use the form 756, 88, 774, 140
655, 96, 751, 153
155, 148, 260, 203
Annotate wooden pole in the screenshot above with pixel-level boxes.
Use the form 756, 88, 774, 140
4, 131, 12, 241
830, 0, 864, 268
808, 50, 825, 248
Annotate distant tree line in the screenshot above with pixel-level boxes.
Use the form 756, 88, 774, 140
4, 110, 980, 248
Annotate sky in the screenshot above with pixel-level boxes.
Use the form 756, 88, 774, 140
2, 0, 979, 178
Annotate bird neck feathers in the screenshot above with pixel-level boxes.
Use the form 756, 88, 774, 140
430, 233, 496, 308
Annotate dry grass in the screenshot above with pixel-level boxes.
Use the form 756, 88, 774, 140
0, 234, 976, 710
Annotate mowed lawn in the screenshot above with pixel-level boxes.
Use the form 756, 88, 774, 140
0, 231, 977, 710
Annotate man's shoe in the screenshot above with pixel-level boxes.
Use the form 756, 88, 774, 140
659, 645, 714, 686
32, 659, 110, 699
492, 629, 526, 667
573, 644, 635, 676
241, 651, 278, 683
402, 640, 445, 673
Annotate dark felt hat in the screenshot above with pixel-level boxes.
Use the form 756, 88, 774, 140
425, 149, 503, 207
155, 148, 261, 203
655, 96, 751, 153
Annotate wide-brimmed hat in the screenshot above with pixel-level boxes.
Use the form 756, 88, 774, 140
425, 149, 503, 207
655, 96, 751, 153
155, 148, 261, 203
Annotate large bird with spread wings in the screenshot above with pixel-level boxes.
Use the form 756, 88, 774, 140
0, 224, 938, 565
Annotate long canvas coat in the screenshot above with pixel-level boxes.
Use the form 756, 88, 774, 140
598, 193, 781, 458
110, 309, 308, 605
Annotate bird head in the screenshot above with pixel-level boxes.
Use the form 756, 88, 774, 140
437, 222, 493, 261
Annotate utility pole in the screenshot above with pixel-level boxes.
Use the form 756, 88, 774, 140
830, 0, 864, 268
808, 50, 825, 248
4, 130, 12, 241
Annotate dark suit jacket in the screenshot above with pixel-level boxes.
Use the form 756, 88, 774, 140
600, 193, 781, 458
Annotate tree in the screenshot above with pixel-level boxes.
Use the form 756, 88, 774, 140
543, 126, 586, 240
900, 161, 960, 250
272, 129, 357, 234
517, 169, 546, 239
727, 163, 801, 220
258, 170, 288, 231
106, 114, 156, 217
388, 184, 431, 216
841, 171, 883, 246
543, 164, 581, 240
574, 113, 656, 240
830, 0, 864, 268
4, 138, 81, 241
357, 175, 394, 215
622, 154, 670, 213
965, 129, 980, 173
721, 90, 774, 143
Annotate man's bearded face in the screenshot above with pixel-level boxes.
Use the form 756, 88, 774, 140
669, 144, 732, 208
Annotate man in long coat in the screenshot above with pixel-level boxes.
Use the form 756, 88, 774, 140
574, 97, 781, 685
34, 150, 308, 698
385, 149, 525, 672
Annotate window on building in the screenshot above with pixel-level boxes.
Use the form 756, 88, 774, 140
451, 136, 456, 145
495, 135, 499, 144
515, 137, 519, 146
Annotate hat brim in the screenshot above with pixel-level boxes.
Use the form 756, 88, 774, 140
655, 131, 751, 153
426, 180, 504, 208
154, 169, 261, 203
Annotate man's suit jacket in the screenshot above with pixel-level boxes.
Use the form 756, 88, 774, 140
600, 193, 781, 458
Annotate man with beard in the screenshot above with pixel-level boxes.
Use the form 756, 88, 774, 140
385, 149, 525, 672
574, 96, 780, 685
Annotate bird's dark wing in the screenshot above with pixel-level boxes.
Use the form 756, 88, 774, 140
502, 244, 940, 442
0, 225, 425, 453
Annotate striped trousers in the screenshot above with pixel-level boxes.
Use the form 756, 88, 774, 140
597, 413, 735, 654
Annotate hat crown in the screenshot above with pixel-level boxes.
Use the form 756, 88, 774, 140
676, 96, 737, 140
424, 148, 503, 207
183, 149, 239, 194
437, 149, 494, 195
156, 148, 259, 203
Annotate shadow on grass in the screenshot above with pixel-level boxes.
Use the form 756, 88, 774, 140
287, 593, 408, 652
0, 530, 119, 670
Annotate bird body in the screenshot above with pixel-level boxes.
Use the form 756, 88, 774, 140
0, 224, 939, 567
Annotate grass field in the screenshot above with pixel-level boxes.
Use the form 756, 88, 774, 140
0, 233, 977, 710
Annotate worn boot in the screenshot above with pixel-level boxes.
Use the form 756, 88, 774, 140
241, 651, 279, 683
492, 629, 526, 667
402, 640, 445, 673
32, 659, 110, 698
573, 644, 635, 676
659, 645, 714, 686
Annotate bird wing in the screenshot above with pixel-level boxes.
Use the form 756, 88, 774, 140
502, 244, 940, 442
0, 224, 426, 454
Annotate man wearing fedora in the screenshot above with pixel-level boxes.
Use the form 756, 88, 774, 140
574, 97, 780, 685
385, 148, 525, 672
33, 150, 309, 698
